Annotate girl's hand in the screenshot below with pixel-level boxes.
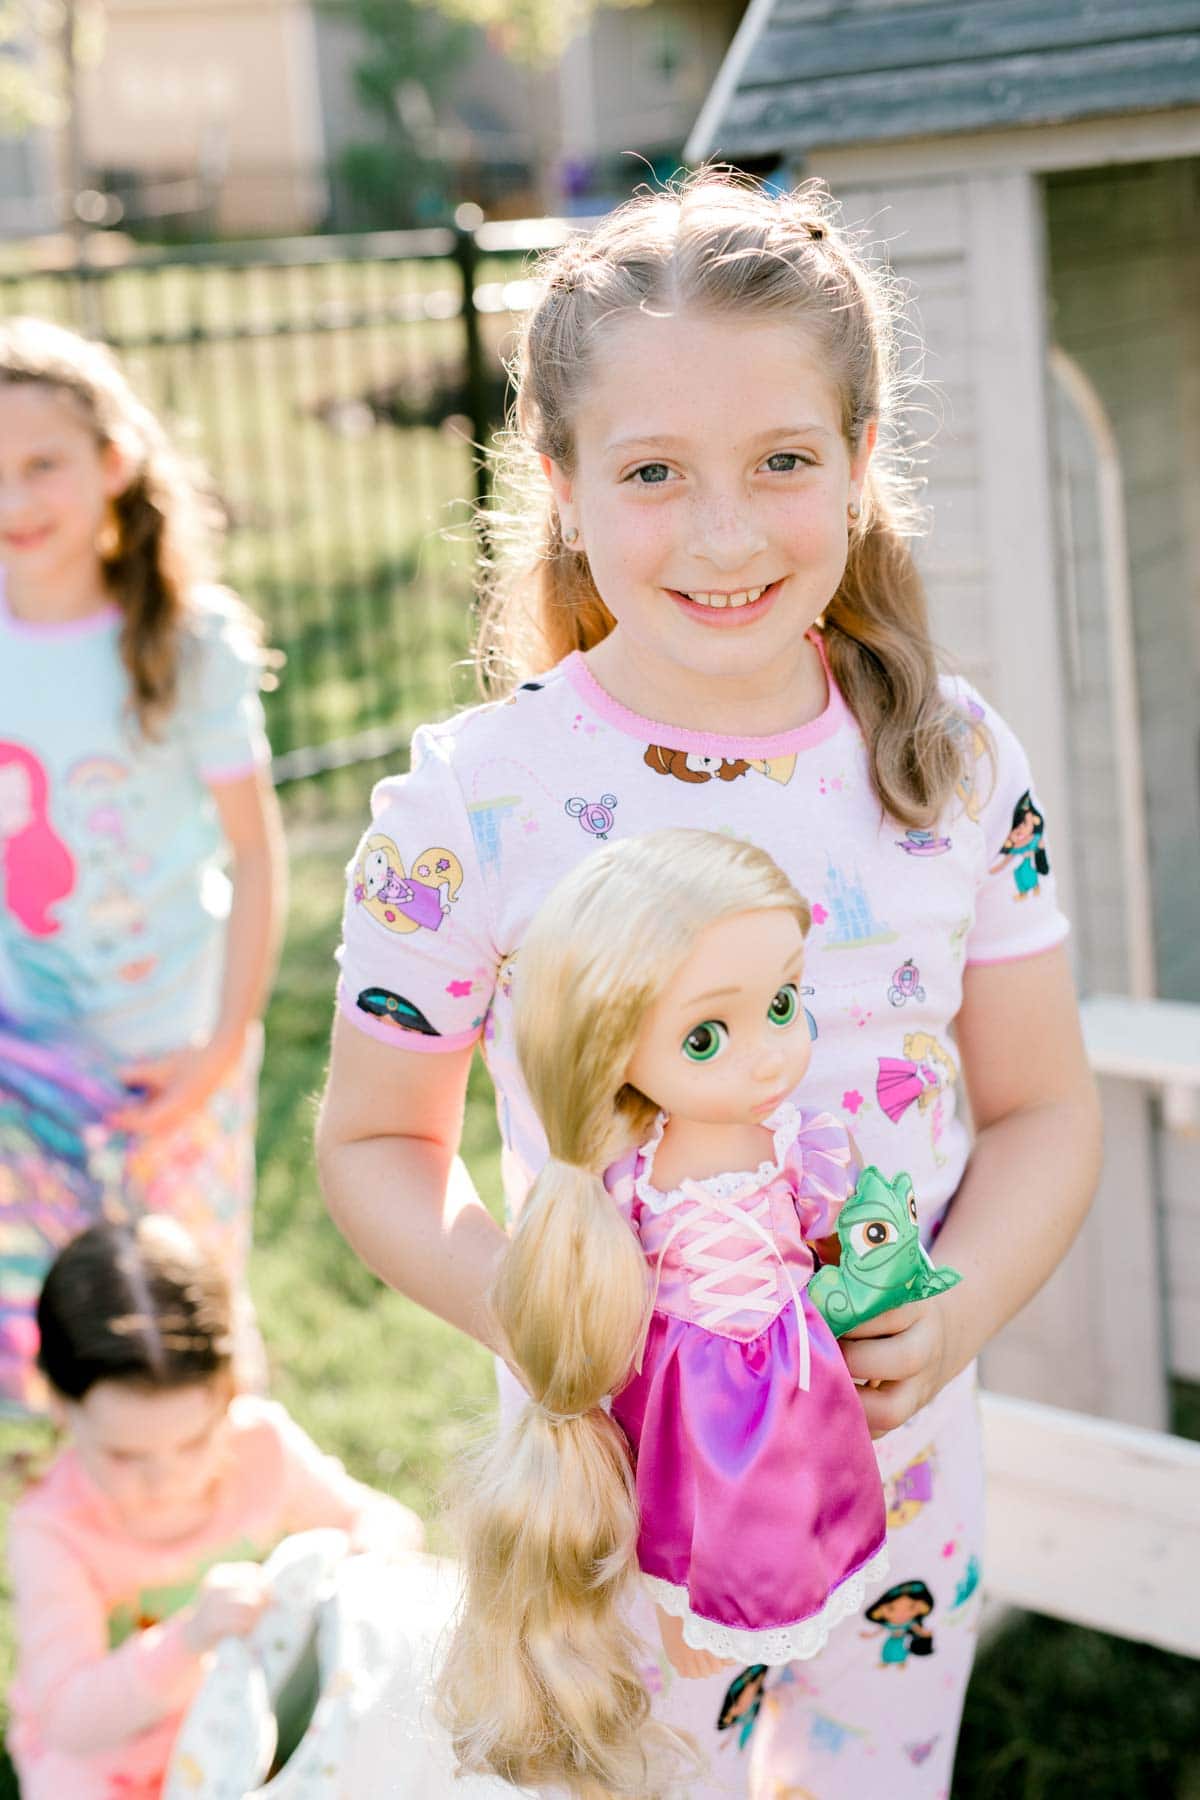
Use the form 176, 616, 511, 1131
108, 1034, 244, 1138
839, 1298, 951, 1438
180, 1562, 270, 1655
653, 1603, 733, 1680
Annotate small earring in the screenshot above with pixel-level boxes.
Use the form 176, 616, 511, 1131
562, 524, 580, 547
847, 498, 862, 523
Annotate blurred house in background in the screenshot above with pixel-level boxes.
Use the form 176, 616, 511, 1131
691, 0, 1200, 1437
2, 0, 747, 240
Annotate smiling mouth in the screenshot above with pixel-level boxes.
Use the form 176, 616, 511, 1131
672, 580, 779, 611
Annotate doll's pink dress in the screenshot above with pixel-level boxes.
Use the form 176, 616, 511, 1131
605, 1101, 888, 1664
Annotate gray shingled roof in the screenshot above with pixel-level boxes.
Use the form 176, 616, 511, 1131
688, 0, 1200, 163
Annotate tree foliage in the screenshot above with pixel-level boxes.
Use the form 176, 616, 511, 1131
0, 0, 105, 134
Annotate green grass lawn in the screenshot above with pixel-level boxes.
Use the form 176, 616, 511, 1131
2, 793, 1198, 1794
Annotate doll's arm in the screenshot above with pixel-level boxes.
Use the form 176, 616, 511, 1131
841, 945, 1100, 1433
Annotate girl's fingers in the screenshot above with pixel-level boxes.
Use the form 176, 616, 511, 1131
839, 1299, 928, 1341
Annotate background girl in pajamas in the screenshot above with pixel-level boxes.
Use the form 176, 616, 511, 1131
0, 318, 286, 1414
318, 171, 1101, 1797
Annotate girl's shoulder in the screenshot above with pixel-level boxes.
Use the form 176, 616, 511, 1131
9, 1445, 97, 1543
413, 658, 577, 763
177, 583, 266, 678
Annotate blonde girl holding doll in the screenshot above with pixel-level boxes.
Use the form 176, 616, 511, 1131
319, 173, 1101, 1798
0, 318, 285, 1412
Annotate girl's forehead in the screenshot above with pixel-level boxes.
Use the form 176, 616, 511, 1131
76, 1377, 224, 1446
573, 309, 842, 447
0, 379, 97, 443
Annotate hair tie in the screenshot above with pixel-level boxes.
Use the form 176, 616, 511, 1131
534, 1400, 589, 1426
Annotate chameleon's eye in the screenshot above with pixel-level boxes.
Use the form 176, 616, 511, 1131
767, 983, 799, 1028
682, 1020, 727, 1063
849, 1219, 899, 1257
908, 1193, 919, 1225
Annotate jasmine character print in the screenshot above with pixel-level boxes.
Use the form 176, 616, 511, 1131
991, 790, 1049, 900
353, 834, 464, 935
862, 1580, 936, 1667
716, 1664, 770, 1752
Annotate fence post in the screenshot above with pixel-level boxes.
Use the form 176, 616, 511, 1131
453, 222, 491, 514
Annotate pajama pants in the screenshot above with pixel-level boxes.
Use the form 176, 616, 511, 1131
636, 1364, 986, 1800
0, 1027, 263, 1416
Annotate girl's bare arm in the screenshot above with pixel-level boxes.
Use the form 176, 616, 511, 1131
841, 945, 1102, 1432
315, 1015, 507, 1348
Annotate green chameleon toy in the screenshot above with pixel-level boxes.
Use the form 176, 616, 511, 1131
809, 1166, 962, 1337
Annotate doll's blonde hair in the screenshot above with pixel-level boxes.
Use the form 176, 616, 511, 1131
474, 167, 978, 830
438, 829, 810, 1798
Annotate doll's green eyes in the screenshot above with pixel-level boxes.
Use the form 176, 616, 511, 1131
681, 985, 801, 1063
768, 983, 800, 1027
682, 1021, 727, 1063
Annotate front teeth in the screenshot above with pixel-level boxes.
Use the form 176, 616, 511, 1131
684, 584, 768, 609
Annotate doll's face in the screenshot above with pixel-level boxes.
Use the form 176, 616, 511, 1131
626, 909, 811, 1125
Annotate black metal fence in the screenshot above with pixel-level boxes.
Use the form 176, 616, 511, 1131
0, 217, 574, 782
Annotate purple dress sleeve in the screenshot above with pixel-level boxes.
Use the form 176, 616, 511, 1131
603, 1147, 644, 1241
779, 1108, 859, 1240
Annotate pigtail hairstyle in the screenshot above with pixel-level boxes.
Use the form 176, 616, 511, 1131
474, 168, 979, 829
438, 829, 810, 1798
0, 316, 262, 738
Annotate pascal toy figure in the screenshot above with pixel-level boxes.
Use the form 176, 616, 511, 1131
809, 1166, 962, 1337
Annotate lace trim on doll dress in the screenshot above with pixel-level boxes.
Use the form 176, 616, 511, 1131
642, 1539, 890, 1666
633, 1099, 815, 1216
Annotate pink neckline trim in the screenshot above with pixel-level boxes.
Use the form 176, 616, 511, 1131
0, 574, 120, 640
562, 631, 847, 757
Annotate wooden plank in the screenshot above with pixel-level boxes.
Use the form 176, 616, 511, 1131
982, 1392, 1200, 1657
806, 108, 1200, 185
714, 37, 1200, 159
1080, 995, 1200, 1085
754, 1, 1200, 85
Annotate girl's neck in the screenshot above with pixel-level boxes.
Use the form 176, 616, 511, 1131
4, 559, 113, 627
585, 629, 827, 739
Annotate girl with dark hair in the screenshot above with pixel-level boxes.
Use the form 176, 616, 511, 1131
6, 1217, 422, 1800
0, 317, 287, 1414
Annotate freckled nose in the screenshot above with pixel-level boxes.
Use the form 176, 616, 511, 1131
686, 494, 767, 571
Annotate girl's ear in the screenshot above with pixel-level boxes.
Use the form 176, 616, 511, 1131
100, 430, 140, 500
540, 454, 576, 518
850, 418, 879, 492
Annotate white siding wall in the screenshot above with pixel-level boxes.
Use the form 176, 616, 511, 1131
796, 158, 1177, 1423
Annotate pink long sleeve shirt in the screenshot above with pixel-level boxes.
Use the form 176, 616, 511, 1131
6, 1395, 398, 1800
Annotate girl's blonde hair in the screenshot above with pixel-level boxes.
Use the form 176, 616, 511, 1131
0, 315, 261, 737
475, 168, 969, 829
438, 828, 810, 1798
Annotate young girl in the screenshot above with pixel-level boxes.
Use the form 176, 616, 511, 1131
439, 830, 894, 1798
0, 317, 286, 1413
6, 1215, 424, 1800
318, 172, 1101, 1798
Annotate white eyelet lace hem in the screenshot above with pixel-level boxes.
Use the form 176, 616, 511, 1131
642, 1540, 890, 1665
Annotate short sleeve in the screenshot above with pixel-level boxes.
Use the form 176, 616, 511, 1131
178, 588, 271, 783
961, 691, 1071, 967
335, 723, 497, 1054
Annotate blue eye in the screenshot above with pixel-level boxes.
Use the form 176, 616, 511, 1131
682, 1020, 727, 1063
768, 983, 799, 1027
631, 463, 671, 484
763, 452, 815, 473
